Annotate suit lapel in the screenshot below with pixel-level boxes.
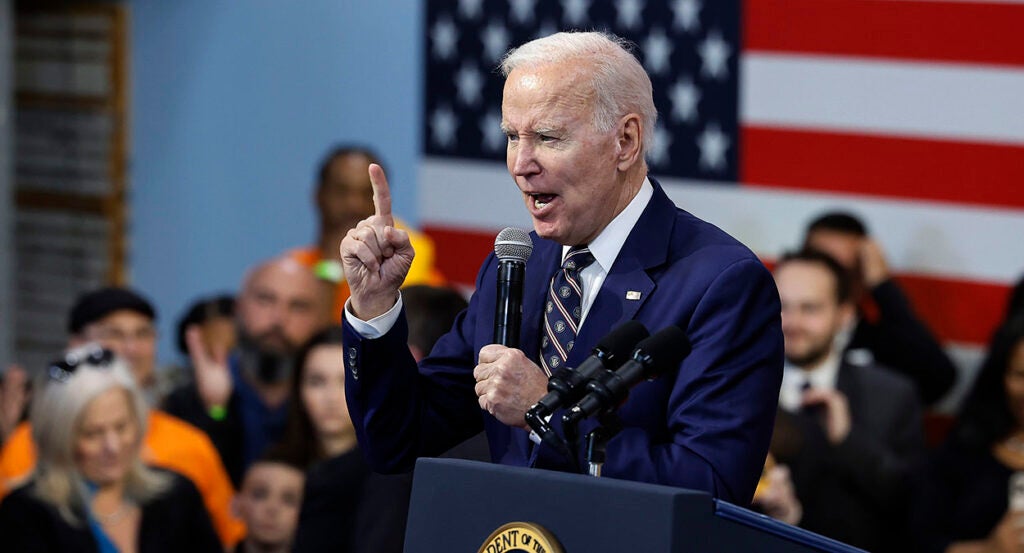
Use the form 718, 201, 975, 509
570, 179, 677, 364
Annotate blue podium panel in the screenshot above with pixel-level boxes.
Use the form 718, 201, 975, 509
403, 458, 864, 553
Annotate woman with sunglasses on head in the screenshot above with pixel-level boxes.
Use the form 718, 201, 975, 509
0, 344, 222, 553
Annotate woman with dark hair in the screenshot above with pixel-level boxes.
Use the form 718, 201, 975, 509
911, 315, 1024, 552
275, 326, 409, 553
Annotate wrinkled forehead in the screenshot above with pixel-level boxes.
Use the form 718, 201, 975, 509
502, 60, 596, 118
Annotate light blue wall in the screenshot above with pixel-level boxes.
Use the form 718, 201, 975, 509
131, 1, 423, 364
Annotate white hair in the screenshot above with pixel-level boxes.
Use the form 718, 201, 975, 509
500, 31, 658, 159
31, 345, 169, 525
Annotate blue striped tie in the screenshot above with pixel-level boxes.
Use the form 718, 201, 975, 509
540, 246, 596, 376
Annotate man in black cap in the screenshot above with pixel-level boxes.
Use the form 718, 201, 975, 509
67, 287, 164, 404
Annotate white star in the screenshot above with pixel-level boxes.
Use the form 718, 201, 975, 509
480, 110, 506, 153
697, 122, 730, 171
698, 29, 732, 80
481, 21, 510, 63
459, 0, 484, 20
509, 0, 537, 25
642, 29, 673, 75
669, 77, 700, 123
672, 0, 701, 33
647, 124, 672, 167
616, 0, 644, 30
431, 106, 458, 149
455, 64, 484, 106
561, 0, 591, 27
431, 16, 459, 61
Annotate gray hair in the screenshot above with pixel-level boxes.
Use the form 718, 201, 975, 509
500, 31, 658, 160
31, 344, 170, 525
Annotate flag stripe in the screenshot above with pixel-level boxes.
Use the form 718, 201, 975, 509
741, 126, 1024, 209
741, 53, 1024, 146
420, 159, 1024, 283
422, 223, 1011, 347
744, 0, 1024, 68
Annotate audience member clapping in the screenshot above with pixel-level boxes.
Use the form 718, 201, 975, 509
0, 344, 221, 552
803, 211, 957, 406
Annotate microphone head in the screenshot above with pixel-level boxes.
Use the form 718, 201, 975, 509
494, 227, 533, 263
594, 320, 650, 360
632, 326, 689, 376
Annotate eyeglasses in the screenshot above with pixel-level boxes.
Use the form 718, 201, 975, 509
47, 345, 115, 383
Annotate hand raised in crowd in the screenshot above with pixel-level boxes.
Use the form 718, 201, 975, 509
0, 364, 29, 441
802, 387, 852, 445
339, 163, 415, 320
858, 237, 890, 289
473, 345, 549, 429
186, 325, 233, 414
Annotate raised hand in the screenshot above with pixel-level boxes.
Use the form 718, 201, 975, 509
473, 345, 549, 429
186, 325, 233, 414
340, 163, 415, 320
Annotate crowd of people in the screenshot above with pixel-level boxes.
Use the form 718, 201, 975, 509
0, 29, 1020, 553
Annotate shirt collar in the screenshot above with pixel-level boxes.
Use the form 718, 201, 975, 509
561, 177, 654, 271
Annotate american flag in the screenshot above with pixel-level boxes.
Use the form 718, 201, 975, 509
419, 0, 1024, 403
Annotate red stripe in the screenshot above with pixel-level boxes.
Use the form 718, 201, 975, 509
422, 225, 498, 285
428, 227, 1012, 346
741, 126, 1024, 209
744, 0, 1024, 68
895, 273, 1011, 346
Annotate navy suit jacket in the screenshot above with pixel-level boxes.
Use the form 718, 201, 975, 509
343, 181, 783, 504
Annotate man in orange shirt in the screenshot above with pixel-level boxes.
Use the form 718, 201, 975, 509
289, 145, 444, 321
0, 288, 245, 549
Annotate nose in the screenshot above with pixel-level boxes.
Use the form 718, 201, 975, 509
102, 429, 122, 455
509, 142, 539, 177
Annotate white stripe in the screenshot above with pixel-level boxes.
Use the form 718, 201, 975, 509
419, 159, 1024, 283
741, 53, 1024, 145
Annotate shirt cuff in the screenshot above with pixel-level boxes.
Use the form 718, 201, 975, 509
343, 293, 404, 339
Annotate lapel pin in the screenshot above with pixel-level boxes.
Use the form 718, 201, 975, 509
626, 291, 642, 300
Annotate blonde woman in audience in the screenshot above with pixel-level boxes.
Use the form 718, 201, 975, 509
0, 344, 221, 552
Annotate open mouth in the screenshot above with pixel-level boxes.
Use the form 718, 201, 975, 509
529, 193, 557, 209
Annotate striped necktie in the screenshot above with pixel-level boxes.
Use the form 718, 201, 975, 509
540, 246, 596, 376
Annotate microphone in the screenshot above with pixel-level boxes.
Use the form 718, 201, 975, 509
525, 321, 649, 455
563, 325, 690, 427
493, 227, 533, 348
528, 320, 649, 418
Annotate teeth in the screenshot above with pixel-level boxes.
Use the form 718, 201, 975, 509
534, 199, 548, 209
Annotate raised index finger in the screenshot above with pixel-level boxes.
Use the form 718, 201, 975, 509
368, 163, 394, 225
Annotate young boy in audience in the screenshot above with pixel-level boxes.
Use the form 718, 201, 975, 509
233, 453, 306, 553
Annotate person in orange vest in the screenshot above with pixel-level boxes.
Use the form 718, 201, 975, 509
288, 145, 445, 322
0, 287, 245, 549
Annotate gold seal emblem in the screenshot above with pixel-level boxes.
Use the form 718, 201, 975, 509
477, 521, 564, 553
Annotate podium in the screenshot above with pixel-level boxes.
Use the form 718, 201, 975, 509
403, 458, 865, 553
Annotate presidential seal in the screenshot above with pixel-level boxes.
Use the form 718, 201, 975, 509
477, 521, 564, 553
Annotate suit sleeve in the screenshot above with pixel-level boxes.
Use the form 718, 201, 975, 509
602, 257, 784, 505
862, 279, 957, 405
343, 261, 490, 474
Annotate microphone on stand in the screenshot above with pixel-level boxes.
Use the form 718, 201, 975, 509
563, 325, 689, 427
525, 321, 649, 459
492, 227, 533, 348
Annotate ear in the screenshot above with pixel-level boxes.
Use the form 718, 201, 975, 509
615, 113, 643, 171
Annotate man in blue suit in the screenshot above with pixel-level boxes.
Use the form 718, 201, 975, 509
339, 31, 783, 505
